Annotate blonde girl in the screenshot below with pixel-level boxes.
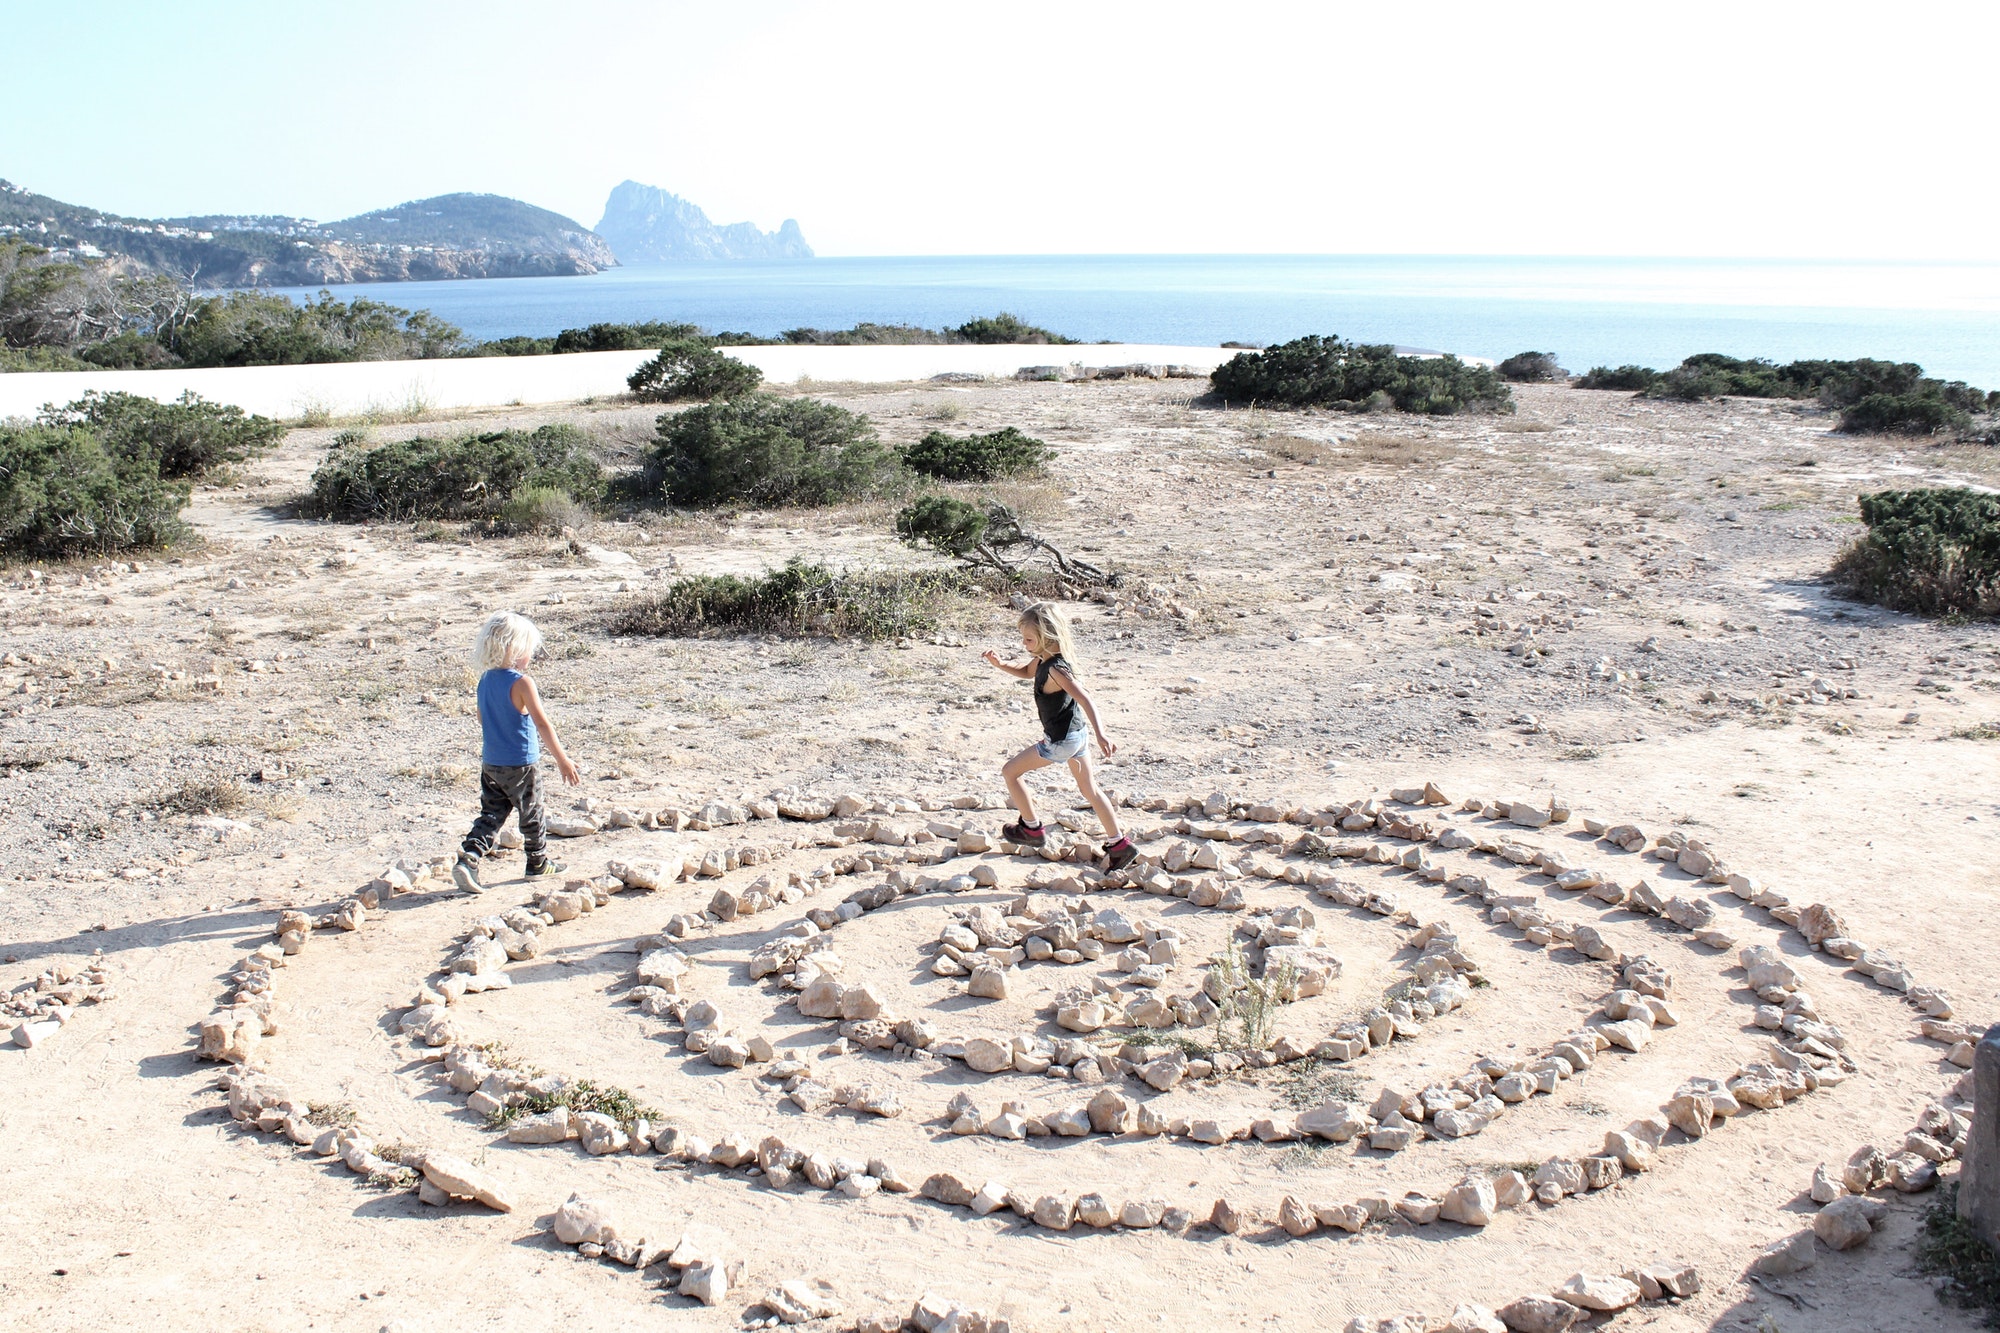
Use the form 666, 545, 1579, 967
452, 611, 581, 893
981, 602, 1135, 870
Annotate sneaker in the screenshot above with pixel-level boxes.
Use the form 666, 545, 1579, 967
1000, 819, 1046, 847
451, 856, 484, 895
1102, 838, 1137, 872
523, 857, 567, 878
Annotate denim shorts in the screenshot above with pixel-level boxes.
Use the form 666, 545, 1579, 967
1035, 724, 1089, 763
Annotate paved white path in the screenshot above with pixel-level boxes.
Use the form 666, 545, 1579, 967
0, 343, 1240, 420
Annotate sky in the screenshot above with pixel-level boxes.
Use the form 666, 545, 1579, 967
7, 0, 1997, 259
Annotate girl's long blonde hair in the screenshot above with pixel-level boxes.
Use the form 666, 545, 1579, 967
1019, 601, 1077, 664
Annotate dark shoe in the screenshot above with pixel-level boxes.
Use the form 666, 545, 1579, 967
1102, 838, 1137, 872
523, 857, 567, 878
1000, 819, 1046, 848
452, 855, 484, 895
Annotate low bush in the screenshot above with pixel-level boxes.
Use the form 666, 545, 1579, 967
901, 426, 1050, 481
0, 423, 190, 556
473, 335, 556, 357
780, 322, 944, 345
551, 321, 702, 355
895, 495, 990, 557
1830, 487, 2000, 617
952, 312, 1073, 345
1495, 351, 1566, 382
496, 484, 592, 534
171, 290, 467, 367
1210, 335, 1514, 415
646, 394, 902, 508
41, 390, 285, 479
605, 558, 963, 640
626, 339, 763, 402
895, 495, 1112, 588
1576, 364, 1660, 391
304, 424, 604, 522
75, 331, 178, 370
1633, 353, 1995, 421
0, 345, 95, 372
1840, 392, 1972, 437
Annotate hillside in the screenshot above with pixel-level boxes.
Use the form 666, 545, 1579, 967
0, 180, 616, 286
594, 179, 813, 262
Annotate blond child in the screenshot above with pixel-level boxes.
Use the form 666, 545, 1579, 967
981, 601, 1135, 870
452, 611, 580, 893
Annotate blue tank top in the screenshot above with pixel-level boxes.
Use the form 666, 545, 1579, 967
477, 668, 539, 766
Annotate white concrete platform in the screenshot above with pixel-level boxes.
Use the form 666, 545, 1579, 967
0, 343, 1242, 422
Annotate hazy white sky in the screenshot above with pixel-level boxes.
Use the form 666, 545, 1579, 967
7, 1, 1995, 258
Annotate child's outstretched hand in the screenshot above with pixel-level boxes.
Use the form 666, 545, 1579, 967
980, 649, 1002, 668
556, 755, 581, 785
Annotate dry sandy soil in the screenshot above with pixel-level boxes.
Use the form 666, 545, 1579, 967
2, 377, 1998, 1333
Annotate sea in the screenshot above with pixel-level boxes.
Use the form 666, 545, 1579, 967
272, 255, 2000, 387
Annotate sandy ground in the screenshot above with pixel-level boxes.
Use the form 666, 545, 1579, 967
2, 378, 1999, 1333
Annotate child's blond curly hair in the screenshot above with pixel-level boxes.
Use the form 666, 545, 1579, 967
1018, 601, 1077, 664
470, 611, 543, 673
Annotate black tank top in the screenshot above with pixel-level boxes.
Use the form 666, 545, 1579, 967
1034, 654, 1079, 741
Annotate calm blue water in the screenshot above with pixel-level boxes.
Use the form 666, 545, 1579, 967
272, 255, 2000, 387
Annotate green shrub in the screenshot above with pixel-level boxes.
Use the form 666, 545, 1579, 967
473, 335, 557, 357
901, 426, 1050, 481
0, 345, 95, 372
952, 312, 1073, 345
497, 484, 591, 534
1830, 488, 2000, 617
895, 495, 1112, 587
1637, 353, 1992, 415
605, 558, 963, 640
1210, 335, 1514, 415
895, 494, 990, 557
626, 339, 763, 402
1840, 392, 1972, 436
75, 331, 178, 370
170, 290, 467, 367
40, 390, 285, 479
1576, 364, 1660, 391
647, 394, 902, 508
1495, 351, 1565, 382
781, 322, 944, 345
551, 321, 701, 354
0, 423, 189, 557
305, 424, 604, 521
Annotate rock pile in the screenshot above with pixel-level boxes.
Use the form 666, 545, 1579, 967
545, 1193, 743, 1303
5, 952, 114, 1048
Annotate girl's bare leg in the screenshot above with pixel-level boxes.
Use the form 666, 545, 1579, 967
1067, 751, 1122, 840
1002, 744, 1052, 823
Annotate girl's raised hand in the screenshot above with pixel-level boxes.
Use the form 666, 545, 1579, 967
980, 649, 1002, 667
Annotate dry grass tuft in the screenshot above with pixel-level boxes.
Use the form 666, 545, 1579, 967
1325, 433, 1458, 469
152, 775, 246, 816
1261, 435, 1336, 466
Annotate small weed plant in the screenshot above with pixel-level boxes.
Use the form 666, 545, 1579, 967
486, 1078, 660, 1132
